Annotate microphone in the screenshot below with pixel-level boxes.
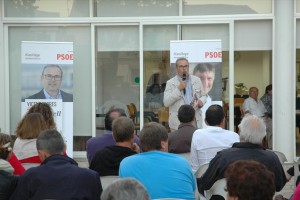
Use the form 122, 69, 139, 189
182, 74, 186, 95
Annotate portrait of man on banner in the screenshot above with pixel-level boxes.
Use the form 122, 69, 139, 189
22, 64, 73, 102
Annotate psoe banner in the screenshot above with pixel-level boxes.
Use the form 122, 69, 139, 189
21, 41, 73, 157
170, 40, 222, 128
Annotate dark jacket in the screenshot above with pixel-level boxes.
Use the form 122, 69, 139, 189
168, 123, 196, 153
10, 155, 102, 200
90, 145, 137, 176
0, 167, 18, 200
25, 89, 73, 102
197, 142, 286, 195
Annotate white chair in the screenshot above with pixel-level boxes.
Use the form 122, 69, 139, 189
100, 176, 120, 190
194, 164, 226, 200
179, 152, 191, 164
268, 150, 287, 164
23, 163, 40, 170
205, 178, 227, 200
195, 163, 209, 200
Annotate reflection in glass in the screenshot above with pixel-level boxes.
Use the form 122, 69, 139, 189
4, 0, 89, 17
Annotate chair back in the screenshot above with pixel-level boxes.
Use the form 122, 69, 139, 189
158, 107, 169, 123
270, 150, 287, 164
205, 178, 227, 200
100, 176, 120, 190
179, 152, 191, 164
195, 163, 209, 178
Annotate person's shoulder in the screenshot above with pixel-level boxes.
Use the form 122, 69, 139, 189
25, 90, 44, 100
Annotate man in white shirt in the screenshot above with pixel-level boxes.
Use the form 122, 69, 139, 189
242, 86, 272, 148
190, 105, 239, 173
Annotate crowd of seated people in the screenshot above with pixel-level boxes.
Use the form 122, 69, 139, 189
2, 94, 299, 200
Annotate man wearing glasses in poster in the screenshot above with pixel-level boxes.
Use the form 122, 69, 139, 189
26, 64, 73, 102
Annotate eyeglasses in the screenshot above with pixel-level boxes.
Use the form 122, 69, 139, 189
177, 65, 189, 69
44, 74, 61, 81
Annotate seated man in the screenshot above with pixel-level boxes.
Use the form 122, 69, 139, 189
168, 104, 196, 153
225, 160, 275, 200
242, 86, 272, 148
89, 117, 139, 176
10, 129, 102, 200
86, 108, 139, 164
119, 122, 196, 200
190, 105, 239, 173
197, 115, 286, 198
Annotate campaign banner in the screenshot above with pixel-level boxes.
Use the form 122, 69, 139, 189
21, 41, 73, 157
170, 40, 222, 128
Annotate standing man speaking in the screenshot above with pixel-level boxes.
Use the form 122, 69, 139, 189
164, 57, 207, 131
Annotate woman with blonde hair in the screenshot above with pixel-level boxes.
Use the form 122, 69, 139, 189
0, 132, 18, 199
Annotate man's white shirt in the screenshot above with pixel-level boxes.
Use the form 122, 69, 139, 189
190, 126, 239, 173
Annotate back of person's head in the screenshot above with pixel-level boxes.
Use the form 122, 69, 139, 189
15, 113, 48, 139
0, 133, 13, 160
239, 114, 266, 144
225, 160, 275, 200
105, 108, 127, 131
139, 122, 168, 152
193, 63, 215, 74
112, 117, 134, 142
178, 104, 195, 123
27, 102, 56, 129
36, 129, 65, 155
101, 178, 150, 200
265, 84, 272, 94
205, 105, 224, 126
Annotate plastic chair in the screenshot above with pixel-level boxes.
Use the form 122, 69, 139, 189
100, 176, 120, 190
269, 150, 287, 164
179, 152, 191, 164
205, 178, 227, 200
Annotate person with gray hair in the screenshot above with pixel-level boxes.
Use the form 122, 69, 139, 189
119, 122, 196, 200
10, 129, 102, 200
89, 117, 139, 176
101, 178, 150, 200
197, 114, 286, 200
26, 64, 73, 102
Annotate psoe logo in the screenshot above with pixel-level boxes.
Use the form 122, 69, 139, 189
204, 52, 222, 59
57, 53, 73, 60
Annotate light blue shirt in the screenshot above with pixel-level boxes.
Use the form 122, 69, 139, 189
119, 151, 196, 200
43, 89, 62, 99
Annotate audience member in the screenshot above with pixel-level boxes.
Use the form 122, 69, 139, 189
101, 178, 150, 200
242, 86, 272, 149
86, 108, 140, 164
193, 63, 215, 128
261, 84, 272, 118
25, 64, 73, 102
119, 122, 196, 200
225, 160, 275, 200
89, 117, 139, 176
164, 57, 207, 131
25, 102, 57, 129
190, 105, 239, 173
13, 113, 48, 164
10, 129, 102, 200
8, 102, 57, 173
197, 115, 286, 198
168, 104, 196, 153
0, 133, 18, 200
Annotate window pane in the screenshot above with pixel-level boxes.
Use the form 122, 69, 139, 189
183, 0, 272, 15
96, 26, 140, 134
297, 0, 300, 13
95, 0, 179, 17
235, 20, 272, 51
143, 25, 177, 130
8, 26, 92, 151
4, 0, 89, 17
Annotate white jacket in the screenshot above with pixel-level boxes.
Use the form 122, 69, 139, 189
163, 75, 207, 130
